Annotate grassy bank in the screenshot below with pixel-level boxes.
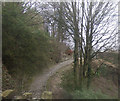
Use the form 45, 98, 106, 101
61, 65, 118, 99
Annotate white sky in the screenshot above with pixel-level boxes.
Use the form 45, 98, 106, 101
2, 0, 118, 50
32, 1, 118, 51
22, 0, 120, 3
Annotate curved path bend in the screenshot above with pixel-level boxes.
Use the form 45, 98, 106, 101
29, 59, 73, 99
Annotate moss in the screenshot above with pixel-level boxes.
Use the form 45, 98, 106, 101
1, 89, 14, 98
41, 91, 52, 99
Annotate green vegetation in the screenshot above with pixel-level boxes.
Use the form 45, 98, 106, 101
3, 3, 49, 74
61, 68, 113, 99
2, 2, 63, 93
71, 89, 111, 99
96, 64, 110, 77
61, 68, 75, 92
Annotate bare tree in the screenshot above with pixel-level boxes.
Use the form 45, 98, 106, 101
80, 1, 117, 88
28, 1, 118, 89
61, 1, 117, 88
61, 2, 81, 87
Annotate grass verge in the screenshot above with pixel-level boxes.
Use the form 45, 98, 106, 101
61, 67, 115, 99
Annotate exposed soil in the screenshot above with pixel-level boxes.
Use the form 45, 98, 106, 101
92, 58, 118, 98
92, 59, 117, 69
91, 77, 118, 98
47, 64, 73, 99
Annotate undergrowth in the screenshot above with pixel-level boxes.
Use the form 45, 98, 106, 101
61, 68, 113, 99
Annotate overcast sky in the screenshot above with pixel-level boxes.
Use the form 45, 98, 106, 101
19, 0, 119, 51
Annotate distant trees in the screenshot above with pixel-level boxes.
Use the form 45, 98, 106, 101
35, 2, 69, 42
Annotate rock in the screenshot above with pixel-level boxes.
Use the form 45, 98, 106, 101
23, 92, 32, 96
14, 96, 23, 99
2, 66, 15, 91
23, 92, 32, 99
41, 91, 52, 99
1, 89, 14, 98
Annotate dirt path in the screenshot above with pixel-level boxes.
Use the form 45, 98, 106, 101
47, 64, 73, 99
29, 59, 73, 99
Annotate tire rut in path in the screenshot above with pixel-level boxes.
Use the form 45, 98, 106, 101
29, 59, 73, 99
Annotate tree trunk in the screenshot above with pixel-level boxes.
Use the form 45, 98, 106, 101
87, 2, 93, 89
72, 2, 80, 88
79, 0, 84, 89
74, 39, 80, 88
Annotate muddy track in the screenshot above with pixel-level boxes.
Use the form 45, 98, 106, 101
29, 59, 73, 99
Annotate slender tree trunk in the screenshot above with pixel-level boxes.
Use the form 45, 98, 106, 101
87, 2, 93, 89
87, 60, 91, 88
79, 0, 84, 89
74, 38, 80, 88
72, 2, 80, 88
83, 48, 87, 77
52, 23, 55, 37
